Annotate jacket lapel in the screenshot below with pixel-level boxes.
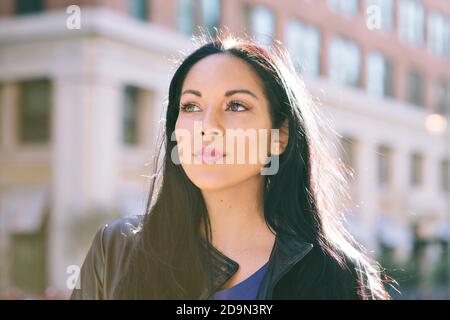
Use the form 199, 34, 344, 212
199, 233, 314, 300
256, 233, 314, 299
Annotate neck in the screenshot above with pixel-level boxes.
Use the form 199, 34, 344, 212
199, 175, 274, 254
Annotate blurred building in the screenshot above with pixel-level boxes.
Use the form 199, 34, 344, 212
0, 0, 449, 298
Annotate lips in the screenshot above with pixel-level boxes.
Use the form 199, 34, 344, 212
193, 146, 225, 164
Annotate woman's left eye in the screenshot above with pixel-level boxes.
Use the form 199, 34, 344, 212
226, 101, 249, 112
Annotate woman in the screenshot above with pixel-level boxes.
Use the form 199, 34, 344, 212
70, 34, 393, 300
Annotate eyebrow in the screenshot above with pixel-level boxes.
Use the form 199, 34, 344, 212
181, 89, 259, 100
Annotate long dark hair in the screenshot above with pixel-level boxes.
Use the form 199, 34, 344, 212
112, 33, 393, 299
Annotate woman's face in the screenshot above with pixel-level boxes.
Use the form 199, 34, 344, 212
174, 53, 276, 191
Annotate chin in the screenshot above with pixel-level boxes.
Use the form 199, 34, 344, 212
182, 165, 262, 191
184, 168, 234, 190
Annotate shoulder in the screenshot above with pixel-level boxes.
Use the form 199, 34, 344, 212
312, 246, 386, 300
279, 245, 384, 300
70, 215, 145, 299
101, 214, 144, 251
94, 214, 144, 267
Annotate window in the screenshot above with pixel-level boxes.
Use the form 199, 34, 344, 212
410, 152, 424, 186
15, 0, 43, 15
340, 136, 356, 171
0, 84, 3, 149
130, 0, 148, 21
12, 230, 47, 294
201, 0, 221, 38
436, 81, 449, 115
177, 0, 194, 35
441, 159, 450, 192
329, 36, 361, 87
428, 11, 450, 57
250, 6, 275, 48
378, 145, 392, 186
123, 86, 141, 146
407, 70, 424, 107
18, 79, 51, 144
328, 0, 359, 17
177, 0, 221, 37
365, 0, 393, 31
398, 0, 425, 47
366, 51, 394, 97
285, 20, 321, 76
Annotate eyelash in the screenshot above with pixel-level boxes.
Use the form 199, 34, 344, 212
180, 100, 249, 113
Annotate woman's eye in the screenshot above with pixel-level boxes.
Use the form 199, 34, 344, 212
180, 101, 249, 113
180, 103, 200, 112
226, 101, 249, 112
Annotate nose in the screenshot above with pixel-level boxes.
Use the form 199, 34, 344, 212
201, 128, 221, 137
200, 105, 224, 139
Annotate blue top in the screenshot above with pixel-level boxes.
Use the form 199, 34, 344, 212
213, 262, 269, 300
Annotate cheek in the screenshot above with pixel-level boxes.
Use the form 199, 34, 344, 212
174, 117, 192, 140
228, 118, 272, 164
226, 132, 270, 166
174, 117, 200, 158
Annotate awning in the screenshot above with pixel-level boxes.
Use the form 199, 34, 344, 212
376, 214, 413, 248
1, 184, 49, 234
436, 221, 450, 241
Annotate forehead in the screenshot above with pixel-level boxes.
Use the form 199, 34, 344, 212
181, 53, 264, 93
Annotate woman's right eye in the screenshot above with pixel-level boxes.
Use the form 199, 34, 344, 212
180, 103, 200, 112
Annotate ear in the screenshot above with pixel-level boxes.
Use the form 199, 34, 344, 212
270, 120, 289, 156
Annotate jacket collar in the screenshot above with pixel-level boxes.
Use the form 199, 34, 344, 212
199, 232, 314, 299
